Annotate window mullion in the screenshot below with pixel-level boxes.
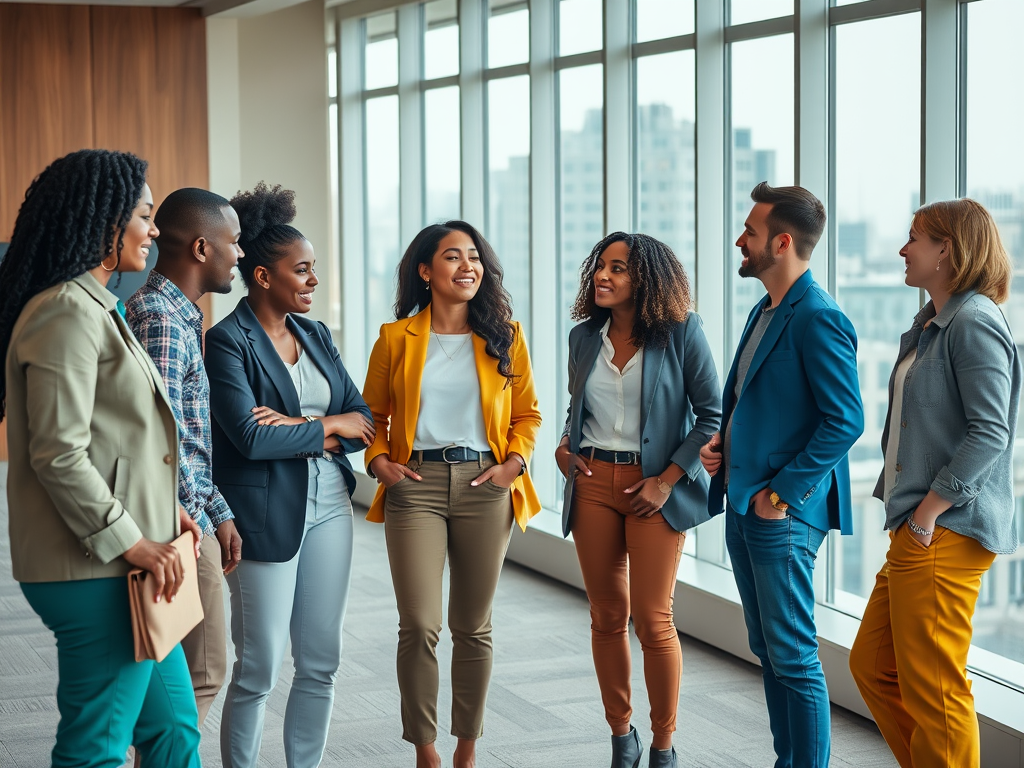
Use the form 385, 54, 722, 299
529, 0, 558, 508
603, 0, 631, 233
921, 0, 959, 204
398, 3, 424, 240
460, 0, 486, 226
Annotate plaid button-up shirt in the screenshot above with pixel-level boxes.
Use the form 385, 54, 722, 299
126, 271, 233, 538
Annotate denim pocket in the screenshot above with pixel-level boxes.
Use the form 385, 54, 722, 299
911, 360, 945, 408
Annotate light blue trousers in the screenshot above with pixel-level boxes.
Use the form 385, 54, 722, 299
21, 577, 202, 768
220, 472, 354, 768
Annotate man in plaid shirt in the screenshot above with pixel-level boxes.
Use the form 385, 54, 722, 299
126, 187, 244, 726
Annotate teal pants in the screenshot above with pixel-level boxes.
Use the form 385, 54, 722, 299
21, 577, 202, 768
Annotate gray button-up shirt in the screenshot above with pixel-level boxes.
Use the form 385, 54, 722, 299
874, 290, 1021, 554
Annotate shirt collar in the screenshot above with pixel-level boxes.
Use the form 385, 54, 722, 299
914, 289, 976, 330
145, 269, 204, 326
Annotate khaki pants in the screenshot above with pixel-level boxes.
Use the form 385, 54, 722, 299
383, 456, 514, 745
181, 536, 227, 726
570, 459, 685, 738
850, 524, 996, 768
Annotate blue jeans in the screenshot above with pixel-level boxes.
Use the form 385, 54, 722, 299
221, 478, 354, 768
725, 508, 829, 768
21, 577, 202, 768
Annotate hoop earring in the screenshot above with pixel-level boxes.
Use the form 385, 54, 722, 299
100, 257, 117, 272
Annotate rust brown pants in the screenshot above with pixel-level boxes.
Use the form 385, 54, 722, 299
571, 459, 685, 738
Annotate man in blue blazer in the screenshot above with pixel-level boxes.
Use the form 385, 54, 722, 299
700, 183, 863, 768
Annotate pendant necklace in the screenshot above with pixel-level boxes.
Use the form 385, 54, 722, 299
431, 325, 471, 361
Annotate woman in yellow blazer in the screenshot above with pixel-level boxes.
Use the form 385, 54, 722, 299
362, 220, 541, 768
0, 150, 202, 767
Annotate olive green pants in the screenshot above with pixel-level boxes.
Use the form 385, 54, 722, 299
383, 456, 514, 745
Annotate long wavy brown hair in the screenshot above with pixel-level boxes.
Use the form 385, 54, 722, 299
570, 232, 692, 348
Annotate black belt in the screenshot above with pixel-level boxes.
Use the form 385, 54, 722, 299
417, 446, 495, 464
587, 447, 641, 465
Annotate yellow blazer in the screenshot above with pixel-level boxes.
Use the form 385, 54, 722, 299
362, 305, 542, 530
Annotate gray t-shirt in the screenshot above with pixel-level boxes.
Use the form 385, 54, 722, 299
724, 304, 777, 486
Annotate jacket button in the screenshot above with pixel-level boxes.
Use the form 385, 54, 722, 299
895, 463, 902, 472
901, 420, 907, 428
163, 455, 172, 465
643, 438, 650, 444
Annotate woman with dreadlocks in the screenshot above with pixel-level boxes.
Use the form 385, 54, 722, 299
555, 233, 721, 768
0, 149, 202, 767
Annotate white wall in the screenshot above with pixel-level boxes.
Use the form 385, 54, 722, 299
206, 0, 332, 325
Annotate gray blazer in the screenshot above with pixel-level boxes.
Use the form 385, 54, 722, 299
560, 313, 722, 536
874, 290, 1021, 554
5, 273, 180, 582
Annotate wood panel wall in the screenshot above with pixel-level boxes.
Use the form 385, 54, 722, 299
0, 4, 210, 461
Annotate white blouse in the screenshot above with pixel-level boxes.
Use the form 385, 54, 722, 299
413, 332, 491, 451
580, 319, 644, 452
883, 350, 917, 505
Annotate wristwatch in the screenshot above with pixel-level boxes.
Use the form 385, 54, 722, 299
768, 490, 789, 513
656, 477, 672, 494
513, 455, 527, 476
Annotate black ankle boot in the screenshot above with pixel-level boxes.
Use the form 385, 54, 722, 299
648, 746, 677, 768
610, 726, 643, 768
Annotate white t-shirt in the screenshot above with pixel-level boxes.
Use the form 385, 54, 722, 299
412, 332, 491, 451
580, 319, 644, 452
883, 349, 917, 506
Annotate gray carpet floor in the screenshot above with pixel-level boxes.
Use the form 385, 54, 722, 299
0, 463, 896, 767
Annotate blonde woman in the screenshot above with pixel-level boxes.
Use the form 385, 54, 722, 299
850, 199, 1021, 768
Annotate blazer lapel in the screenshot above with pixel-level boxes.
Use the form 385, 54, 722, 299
723, 304, 763, 411
473, 332, 497, 435
402, 307, 431, 452
640, 344, 666, 435
235, 299, 302, 416
294, 318, 342, 411
739, 270, 815, 397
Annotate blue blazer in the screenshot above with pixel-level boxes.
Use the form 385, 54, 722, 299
205, 299, 372, 562
561, 313, 722, 536
708, 270, 864, 534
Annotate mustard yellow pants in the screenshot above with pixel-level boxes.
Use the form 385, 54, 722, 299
850, 523, 995, 768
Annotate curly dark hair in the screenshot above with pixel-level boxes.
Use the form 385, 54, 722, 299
570, 232, 692, 349
395, 221, 518, 386
231, 182, 305, 289
0, 149, 149, 420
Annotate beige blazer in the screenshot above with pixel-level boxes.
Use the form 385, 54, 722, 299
5, 272, 180, 582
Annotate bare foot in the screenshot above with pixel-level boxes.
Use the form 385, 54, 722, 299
415, 742, 442, 768
453, 738, 476, 768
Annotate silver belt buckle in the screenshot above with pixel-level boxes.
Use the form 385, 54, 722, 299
441, 445, 461, 464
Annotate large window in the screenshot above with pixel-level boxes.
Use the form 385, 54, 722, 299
424, 86, 462, 224
728, 32, 794, 355
964, 0, 1024, 667
487, 75, 531, 324
557, 64, 604, 358
833, 12, 921, 613
636, 51, 696, 276
363, 11, 401, 346
334, 0, 1024, 696
636, 0, 693, 42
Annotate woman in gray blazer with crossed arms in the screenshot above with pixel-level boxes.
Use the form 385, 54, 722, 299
555, 232, 722, 768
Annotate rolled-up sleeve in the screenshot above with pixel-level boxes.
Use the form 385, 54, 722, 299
930, 305, 1015, 506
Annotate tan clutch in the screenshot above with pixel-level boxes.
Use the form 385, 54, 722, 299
127, 532, 204, 663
